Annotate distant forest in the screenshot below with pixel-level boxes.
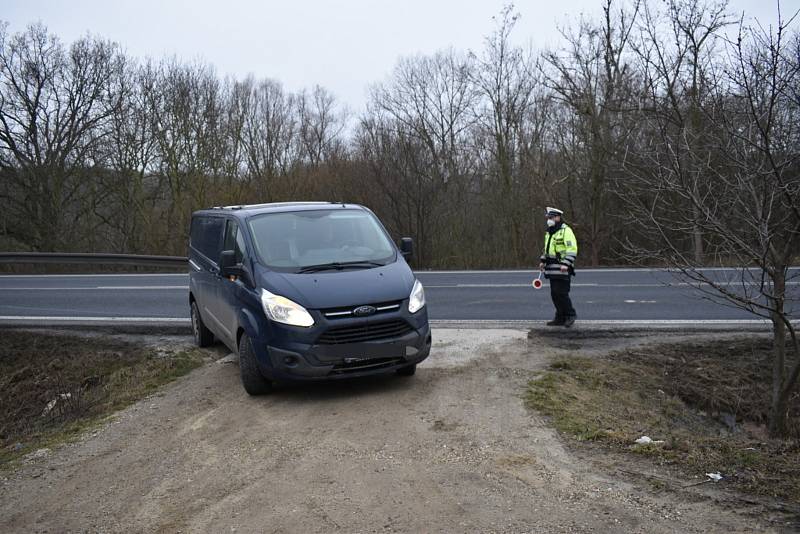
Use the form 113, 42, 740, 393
1, 1, 798, 269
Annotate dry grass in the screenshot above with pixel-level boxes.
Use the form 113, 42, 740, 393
525, 338, 800, 503
0, 330, 207, 467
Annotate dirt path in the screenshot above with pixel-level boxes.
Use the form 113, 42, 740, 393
0, 329, 775, 533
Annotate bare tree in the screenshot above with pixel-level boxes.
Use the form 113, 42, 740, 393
0, 23, 124, 250
368, 50, 478, 264
371, 50, 478, 185
236, 77, 298, 198
470, 4, 541, 265
620, 8, 800, 436
96, 59, 160, 253
148, 59, 225, 252
1, 4, 795, 290
297, 85, 347, 167
542, 0, 640, 266
630, 0, 733, 264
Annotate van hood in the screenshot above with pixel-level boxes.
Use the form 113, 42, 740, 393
254, 260, 416, 309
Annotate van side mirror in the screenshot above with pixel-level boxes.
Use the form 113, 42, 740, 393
219, 250, 243, 279
399, 238, 414, 258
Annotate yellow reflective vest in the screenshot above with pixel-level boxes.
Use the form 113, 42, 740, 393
540, 223, 578, 278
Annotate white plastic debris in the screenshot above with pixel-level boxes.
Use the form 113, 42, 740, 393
42, 399, 58, 416
634, 436, 665, 445
217, 353, 238, 364
705, 472, 723, 482
41, 393, 72, 416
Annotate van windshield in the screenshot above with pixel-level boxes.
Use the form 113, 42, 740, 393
247, 209, 396, 272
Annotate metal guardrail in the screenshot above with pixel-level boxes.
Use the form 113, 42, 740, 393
0, 252, 188, 268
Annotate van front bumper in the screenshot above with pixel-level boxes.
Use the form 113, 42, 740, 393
252, 308, 431, 381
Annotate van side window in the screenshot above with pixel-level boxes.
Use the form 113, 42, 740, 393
190, 216, 225, 262
223, 219, 247, 264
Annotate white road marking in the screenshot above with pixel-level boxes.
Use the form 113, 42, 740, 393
0, 273, 188, 278
420, 269, 660, 275
0, 286, 189, 290
2, 282, 792, 291
3, 285, 789, 295
3, 282, 794, 290
0, 287, 99, 291
0, 316, 189, 322
421, 282, 799, 288
426, 284, 515, 288
419, 270, 548, 274
95, 286, 189, 290
431, 319, 799, 327
0, 316, 794, 328
418, 267, 800, 274
2, 267, 797, 279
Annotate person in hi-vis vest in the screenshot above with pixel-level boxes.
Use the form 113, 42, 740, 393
538, 207, 578, 327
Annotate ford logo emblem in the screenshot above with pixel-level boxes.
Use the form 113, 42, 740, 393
353, 305, 376, 317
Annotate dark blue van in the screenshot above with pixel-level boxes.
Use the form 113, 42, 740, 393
188, 202, 431, 394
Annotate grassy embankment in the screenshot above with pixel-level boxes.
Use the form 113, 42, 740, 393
0, 330, 208, 467
526, 338, 800, 502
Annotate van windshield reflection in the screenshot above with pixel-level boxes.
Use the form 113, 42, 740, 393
247, 209, 396, 272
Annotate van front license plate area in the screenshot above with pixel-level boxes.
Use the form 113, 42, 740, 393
315, 342, 404, 362
343, 356, 383, 364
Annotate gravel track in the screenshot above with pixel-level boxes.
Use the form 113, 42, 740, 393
0, 329, 776, 533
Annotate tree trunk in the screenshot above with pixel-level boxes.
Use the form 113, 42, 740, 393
692, 205, 704, 265
768, 271, 788, 437
769, 317, 788, 436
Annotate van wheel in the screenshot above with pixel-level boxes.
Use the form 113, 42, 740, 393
191, 301, 214, 347
238, 334, 273, 395
396, 364, 416, 376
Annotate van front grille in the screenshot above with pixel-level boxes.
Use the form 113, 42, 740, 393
317, 319, 413, 345
322, 300, 403, 319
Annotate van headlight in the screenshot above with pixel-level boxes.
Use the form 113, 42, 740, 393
260, 289, 315, 327
408, 279, 426, 313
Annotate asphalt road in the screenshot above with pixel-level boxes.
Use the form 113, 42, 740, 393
0, 268, 797, 326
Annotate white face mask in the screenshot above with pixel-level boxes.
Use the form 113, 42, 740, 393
546, 219, 556, 228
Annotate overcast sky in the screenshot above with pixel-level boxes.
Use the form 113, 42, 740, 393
2, 1, 788, 113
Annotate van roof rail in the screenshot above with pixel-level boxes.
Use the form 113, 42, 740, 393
205, 201, 347, 211
238, 201, 332, 209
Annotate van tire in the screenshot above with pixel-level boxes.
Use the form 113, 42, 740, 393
239, 334, 273, 395
396, 364, 416, 376
191, 301, 214, 347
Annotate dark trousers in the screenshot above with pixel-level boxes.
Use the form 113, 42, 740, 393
549, 277, 576, 319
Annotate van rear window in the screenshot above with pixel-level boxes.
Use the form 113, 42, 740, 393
190, 216, 225, 261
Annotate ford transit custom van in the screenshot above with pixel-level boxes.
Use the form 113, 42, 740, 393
188, 202, 431, 394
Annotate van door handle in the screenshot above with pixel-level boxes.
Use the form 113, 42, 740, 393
209, 266, 220, 276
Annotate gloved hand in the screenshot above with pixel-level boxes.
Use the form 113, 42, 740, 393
539, 262, 545, 272
560, 264, 568, 273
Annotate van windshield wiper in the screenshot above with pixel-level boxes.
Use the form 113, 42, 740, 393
297, 260, 385, 274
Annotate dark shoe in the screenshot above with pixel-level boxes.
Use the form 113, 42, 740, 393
563, 315, 576, 328
546, 318, 565, 326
